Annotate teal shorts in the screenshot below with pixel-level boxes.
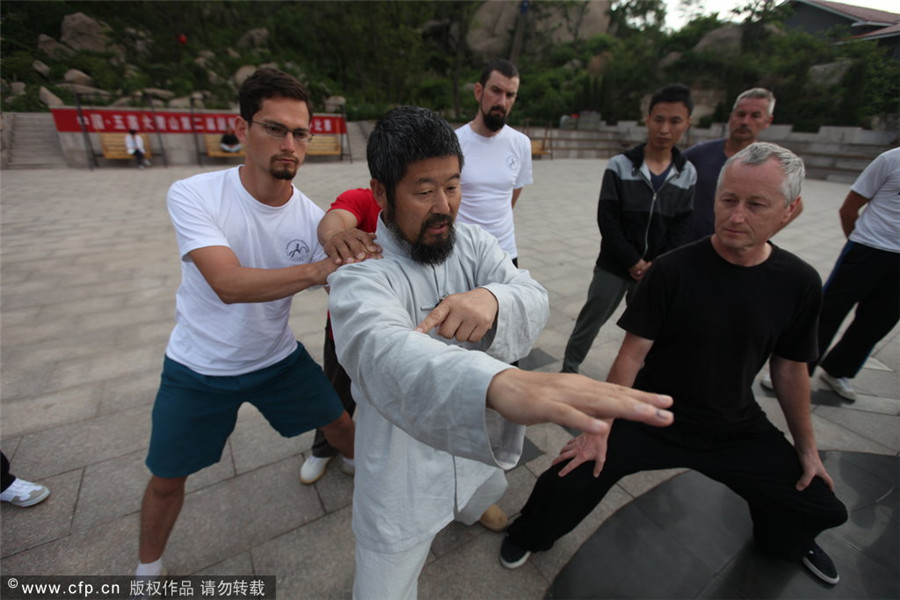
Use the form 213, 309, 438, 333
146, 343, 343, 478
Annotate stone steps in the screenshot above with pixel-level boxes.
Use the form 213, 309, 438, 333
7, 112, 68, 168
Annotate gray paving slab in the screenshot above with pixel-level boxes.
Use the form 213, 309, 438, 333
1, 158, 897, 599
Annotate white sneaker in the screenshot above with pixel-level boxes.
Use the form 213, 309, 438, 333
300, 455, 334, 484
340, 457, 355, 476
0, 478, 50, 507
820, 372, 857, 402
760, 373, 774, 391
130, 565, 167, 600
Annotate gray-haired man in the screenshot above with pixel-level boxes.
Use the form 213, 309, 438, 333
502, 143, 847, 586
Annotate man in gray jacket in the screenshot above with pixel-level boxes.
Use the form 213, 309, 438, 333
327, 106, 675, 600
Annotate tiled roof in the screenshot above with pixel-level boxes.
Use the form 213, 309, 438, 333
797, 0, 900, 25
855, 21, 900, 39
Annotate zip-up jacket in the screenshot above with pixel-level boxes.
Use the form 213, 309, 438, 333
595, 144, 696, 278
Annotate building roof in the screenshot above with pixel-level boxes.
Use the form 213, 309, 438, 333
787, 0, 900, 40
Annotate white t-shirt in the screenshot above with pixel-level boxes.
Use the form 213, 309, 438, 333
455, 123, 533, 259
165, 166, 326, 376
850, 147, 900, 253
125, 133, 145, 155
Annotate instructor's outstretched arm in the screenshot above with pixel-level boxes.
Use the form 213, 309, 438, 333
486, 369, 673, 436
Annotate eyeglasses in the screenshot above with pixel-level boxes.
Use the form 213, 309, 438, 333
248, 120, 315, 143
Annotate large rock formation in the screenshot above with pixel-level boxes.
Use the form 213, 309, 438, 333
468, 0, 611, 59
60, 12, 113, 53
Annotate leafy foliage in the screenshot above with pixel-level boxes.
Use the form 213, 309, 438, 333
1, 0, 895, 129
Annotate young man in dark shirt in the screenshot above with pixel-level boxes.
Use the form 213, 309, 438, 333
561, 83, 696, 374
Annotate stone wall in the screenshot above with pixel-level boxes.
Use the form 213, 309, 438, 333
6, 112, 898, 183
526, 121, 898, 182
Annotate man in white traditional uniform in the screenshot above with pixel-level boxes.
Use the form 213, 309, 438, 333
328, 106, 675, 600
456, 59, 533, 267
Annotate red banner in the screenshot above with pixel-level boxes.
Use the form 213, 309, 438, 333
50, 108, 346, 135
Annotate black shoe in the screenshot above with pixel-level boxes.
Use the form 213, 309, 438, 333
802, 542, 839, 584
500, 535, 531, 569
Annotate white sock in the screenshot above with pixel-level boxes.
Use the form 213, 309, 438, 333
342, 457, 355, 467
135, 558, 163, 578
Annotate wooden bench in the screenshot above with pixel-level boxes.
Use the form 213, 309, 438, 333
203, 134, 244, 158
307, 134, 342, 158
531, 138, 552, 159
100, 133, 151, 160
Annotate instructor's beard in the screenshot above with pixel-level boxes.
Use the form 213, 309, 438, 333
384, 211, 456, 266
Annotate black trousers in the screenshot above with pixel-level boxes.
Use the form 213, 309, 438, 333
507, 420, 847, 560
814, 241, 900, 378
1, 451, 15, 492
311, 319, 356, 457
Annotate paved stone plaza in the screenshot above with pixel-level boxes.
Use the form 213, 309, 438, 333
1, 158, 897, 598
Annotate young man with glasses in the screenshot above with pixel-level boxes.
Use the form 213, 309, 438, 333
133, 68, 354, 580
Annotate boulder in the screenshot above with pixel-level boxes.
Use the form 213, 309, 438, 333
694, 25, 743, 54
143, 88, 176, 100
659, 51, 682, 69
238, 28, 269, 49
56, 83, 112, 97
467, 2, 516, 57
233, 65, 258, 87
206, 69, 223, 86
37, 34, 74, 58
690, 88, 727, 122
809, 59, 854, 87
122, 28, 153, 58
64, 68, 94, 86
111, 95, 139, 107
10, 82, 26, 96
33, 60, 51, 78
168, 96, 196, 109
60, 12, 113, 53
39, 86, 65, 107
324, 96, 346, 112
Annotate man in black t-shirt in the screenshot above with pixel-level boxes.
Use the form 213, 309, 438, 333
501, 143, 848, 585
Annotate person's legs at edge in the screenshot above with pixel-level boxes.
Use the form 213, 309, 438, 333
562, 266, 631, 373
812, 242, 882, 374
695, 428, 847, 582
0, 450, 51, 507
456, 468, 509, 531
137, 356, 243, 577
254, 343, 354, 461
138, 476, 186, 570
505, 421, 673, 560
819, 249, 899, 379
1, 451, 15, 492
302, 322, 356, 483
353, 538, 431, 600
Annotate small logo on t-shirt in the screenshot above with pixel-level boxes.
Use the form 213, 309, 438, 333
506, 155, 520, 172
286, 240, 310, 263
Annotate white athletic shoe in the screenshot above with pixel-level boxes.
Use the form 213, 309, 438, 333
0, 478, 50, 507
300, 455, 334, 484
820, 372, 857, 402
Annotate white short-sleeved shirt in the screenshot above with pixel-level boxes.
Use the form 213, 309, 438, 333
455, 124, 533, 259
166, 166, 326, 376
850, 147, 900, 253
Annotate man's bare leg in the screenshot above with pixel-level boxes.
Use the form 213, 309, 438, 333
321, 411, 355, 459
138, 475, 187, 567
